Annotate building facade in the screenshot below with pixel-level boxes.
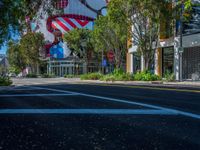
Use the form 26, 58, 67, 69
127, 1, 200, 81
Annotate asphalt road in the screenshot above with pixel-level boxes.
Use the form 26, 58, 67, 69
0, 83, 200, 150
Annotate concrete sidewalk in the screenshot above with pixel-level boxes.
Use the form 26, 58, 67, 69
4, 78, 199, 90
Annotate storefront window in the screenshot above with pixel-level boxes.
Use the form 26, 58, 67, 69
162, 47, 174, 76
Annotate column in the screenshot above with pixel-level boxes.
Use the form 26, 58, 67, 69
155, 48, 162, 77
174, 37, 180, 81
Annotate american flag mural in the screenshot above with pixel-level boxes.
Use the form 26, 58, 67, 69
51, 17, 93, 33
40, 0, 108, 58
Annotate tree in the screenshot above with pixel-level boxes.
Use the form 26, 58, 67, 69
7, 32, 45, 74
0, 0, 59, 45
7, 41, 27, 73
126, 0, 171, 70
64, 28, 93, 57
92, 0, 128, 69
126, 0, 192, 71
20, 32, 45, 74
64, 28, 96, 73
64, 28, 94, 64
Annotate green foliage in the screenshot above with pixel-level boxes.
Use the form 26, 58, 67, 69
9, 66, 21, 75
0, 0, 59, 45
92, 0, 128, 68
100, 73, 134, 82
80, 69, 134, 81
0, 76, 13, 86
64, 28, 93, 59
100, 74, 116, 82
101, 69, 134, 81
26, 74, 38, 78
20, 32, 45, 65
41, 73, 55, 78
7, 32, 45, 74
64, 74, 79, 78
7, 41, 27, 71
134, 71, 160, 81
163, 71, 175, 82
80, 72, 103, 80
113, 68, 124, 76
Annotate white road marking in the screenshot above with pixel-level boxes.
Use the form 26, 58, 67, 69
30, 86, 200, 120
0, 93, 79, 97
0, 109, 177, 115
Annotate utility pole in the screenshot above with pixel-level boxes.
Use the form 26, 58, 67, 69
179, 2, 184, 82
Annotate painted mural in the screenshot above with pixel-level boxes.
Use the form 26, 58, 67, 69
32, 0, 108, 59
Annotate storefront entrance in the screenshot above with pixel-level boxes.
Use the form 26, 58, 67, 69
162, 47, 174, 76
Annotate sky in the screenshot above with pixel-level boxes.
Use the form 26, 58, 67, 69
0, 45, 7, 55
0, 31, 20, 55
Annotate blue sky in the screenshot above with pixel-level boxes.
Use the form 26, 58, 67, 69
0, 31, 20, 55
0, 45, 7, 55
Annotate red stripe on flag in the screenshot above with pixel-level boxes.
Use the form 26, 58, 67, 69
63, 17, 77, 29
52, 23, 58, 30
75, 19, 89, 27
55, 18, 70, 32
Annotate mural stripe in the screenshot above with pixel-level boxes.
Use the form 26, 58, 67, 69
63, 17, 77, 29
55, 18, 70, 32
57, 17, 74, 30
75, 19, 89, 27
52, 21, 67, 33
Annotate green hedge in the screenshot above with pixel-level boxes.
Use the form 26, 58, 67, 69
64, 74, 79, 78
134, 71, 160, 81
80, 70, 160, 82
0, 77, 13, 86
80, 69, 134, 81
80, 72, 103, 80
100, 71, 134, 82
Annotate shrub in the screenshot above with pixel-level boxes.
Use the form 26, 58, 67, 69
99, 68, 134, 81
163, 71, 175, 82
113, 68, 124, 76
80, 72, 103, 80
26, 74, 38, 78
134, 71, 160, 81
41, 73, 55, 78
0, 76, 13, 86
100, 74, 116, 82
64, 74, 80, 78
109, 68, 133, 81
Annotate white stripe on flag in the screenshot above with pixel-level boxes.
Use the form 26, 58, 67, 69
57, 17, 74, 31
70, 19, 83, 28
52, 21, 67, 33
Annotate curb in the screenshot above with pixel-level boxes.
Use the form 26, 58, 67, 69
77, 80, 200, 89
